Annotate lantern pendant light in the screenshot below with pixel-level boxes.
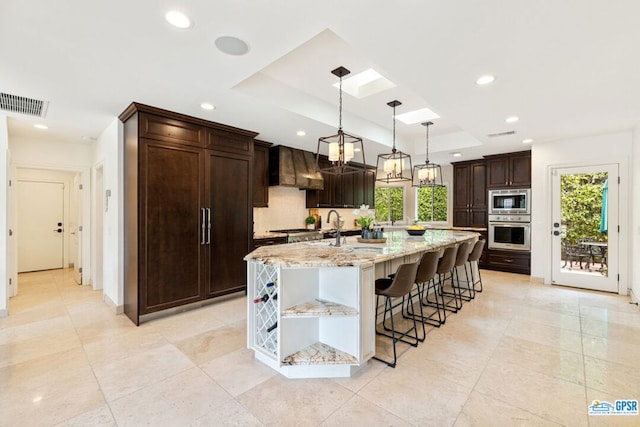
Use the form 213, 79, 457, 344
412, 121, 443, 187
315, 66, 366, 175
376, 100, 412, 183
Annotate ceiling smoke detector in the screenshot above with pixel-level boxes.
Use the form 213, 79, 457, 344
0, 93, 49, 118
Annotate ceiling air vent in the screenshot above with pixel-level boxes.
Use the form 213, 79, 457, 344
0, 93, 49, 118
487, 130, 516, 138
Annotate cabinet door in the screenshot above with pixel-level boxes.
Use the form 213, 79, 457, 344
470, 209, 487, 228
139, 139, 205, 314
453, 164, 470, 210
341, 172, 356, 207
486, 157, 509, 188
510, 154, 531, 187
470, 162, 487, 209
364, 169, 376, 208
353, 170, 365, 207
253, 142, 269, 207
139, 113, 206, 147
206, 151, 252, 297
453, 209, 470, 227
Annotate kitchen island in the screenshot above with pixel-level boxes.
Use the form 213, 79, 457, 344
244, 229, 478, 378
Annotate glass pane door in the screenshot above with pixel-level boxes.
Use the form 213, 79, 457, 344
551, 164, 618, 292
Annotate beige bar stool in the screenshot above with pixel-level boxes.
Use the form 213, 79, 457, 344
373, 261, 420, 368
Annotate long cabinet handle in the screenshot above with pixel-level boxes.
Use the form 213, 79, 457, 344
201, 208, 206, 245
206, 208, 211, 244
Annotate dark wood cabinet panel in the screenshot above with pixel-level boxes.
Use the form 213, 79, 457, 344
453, 160, 486, 228
206, 151, 252, 298
139, 113, 206, 147
306, 155, 375, 208
207, 128, 253, 155
121, 102, 257, 325
364, 169, 376, 207
253, 141, 271, 207
485, 249, 531, 274
253, 236, 287, 250
510, 153, 532, 187
486, 157, 509, 188
139, 140, 205, 312
485, 151, 531, 189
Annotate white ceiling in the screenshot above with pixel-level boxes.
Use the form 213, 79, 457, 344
1, 0, 639, 165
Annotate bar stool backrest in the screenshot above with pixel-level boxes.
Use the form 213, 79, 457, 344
437, 246, 458, 274
416, 251, 440, 284
379, 262, 420, 298
454, 242, 473, 267
468, 239, 486, 263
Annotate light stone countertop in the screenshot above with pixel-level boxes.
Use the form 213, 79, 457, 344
244, 229, 478, 268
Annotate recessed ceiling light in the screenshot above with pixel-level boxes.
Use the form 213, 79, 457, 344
451, 152, 462, 157
33, 124, 48, 129
505, 116, 519, 123
522, 138, 533, 144
476, 75, 495, 85
165, 11, 192, 29
200, 102, 215, 111
214, 36, 249, 56
296, 130, 306, 136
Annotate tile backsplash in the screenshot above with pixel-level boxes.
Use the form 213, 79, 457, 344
252, 186, 360, 234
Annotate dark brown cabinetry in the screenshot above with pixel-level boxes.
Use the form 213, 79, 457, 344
253, 140, 271, 207
306, 155, 376, 208
252, 236, 287, 250
121, 103, 258, 325
452, 160, 487, 228
486, 249, 530, 274
485, 150, 531, 189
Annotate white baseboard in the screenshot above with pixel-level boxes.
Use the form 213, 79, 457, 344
630, 288, 640, 311
103, 294, 124, 314
0, 308, 7, 318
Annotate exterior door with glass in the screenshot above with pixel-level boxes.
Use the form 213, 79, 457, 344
550, 164, 618, 292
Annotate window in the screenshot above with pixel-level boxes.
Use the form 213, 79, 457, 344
375, 187, 404, 222
416, 185, 448, 222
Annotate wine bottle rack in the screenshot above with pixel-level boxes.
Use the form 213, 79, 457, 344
253, 263, 278, 357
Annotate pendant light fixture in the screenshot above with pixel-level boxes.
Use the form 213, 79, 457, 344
315, 66, 365, 175
376, 100, 412, 183
412, 121, 443, 187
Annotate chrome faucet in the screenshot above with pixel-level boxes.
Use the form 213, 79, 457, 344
326, 209, 342, 247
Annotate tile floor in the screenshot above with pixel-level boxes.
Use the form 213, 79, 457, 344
1, 269, 639, 426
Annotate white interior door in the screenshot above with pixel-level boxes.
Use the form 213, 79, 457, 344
17, 181, 65, 272
551, 164, 618, 292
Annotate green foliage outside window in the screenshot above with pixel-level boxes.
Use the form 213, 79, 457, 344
375, 187, 404, 222
417, 186, 448, 222
561, 172, 607, 245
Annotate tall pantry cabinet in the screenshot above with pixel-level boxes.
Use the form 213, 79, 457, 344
120, 103, 258, 325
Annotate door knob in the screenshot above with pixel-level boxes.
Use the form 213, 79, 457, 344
54, 228, 63, 233
553, 222, 560, 228
553, 230, 560, 236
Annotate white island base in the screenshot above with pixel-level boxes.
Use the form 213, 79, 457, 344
247, 262, 375, 378
245, 230, 477, 378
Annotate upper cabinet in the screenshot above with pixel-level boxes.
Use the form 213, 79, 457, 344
452, 159, 487, 228
485, 150, 531, 189
253, 140, 272, 207
305, 155, 375, 208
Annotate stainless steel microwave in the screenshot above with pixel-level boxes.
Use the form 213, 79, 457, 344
488, 188, 531, 215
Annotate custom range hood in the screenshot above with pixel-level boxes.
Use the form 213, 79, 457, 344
268, 145, 324, 190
